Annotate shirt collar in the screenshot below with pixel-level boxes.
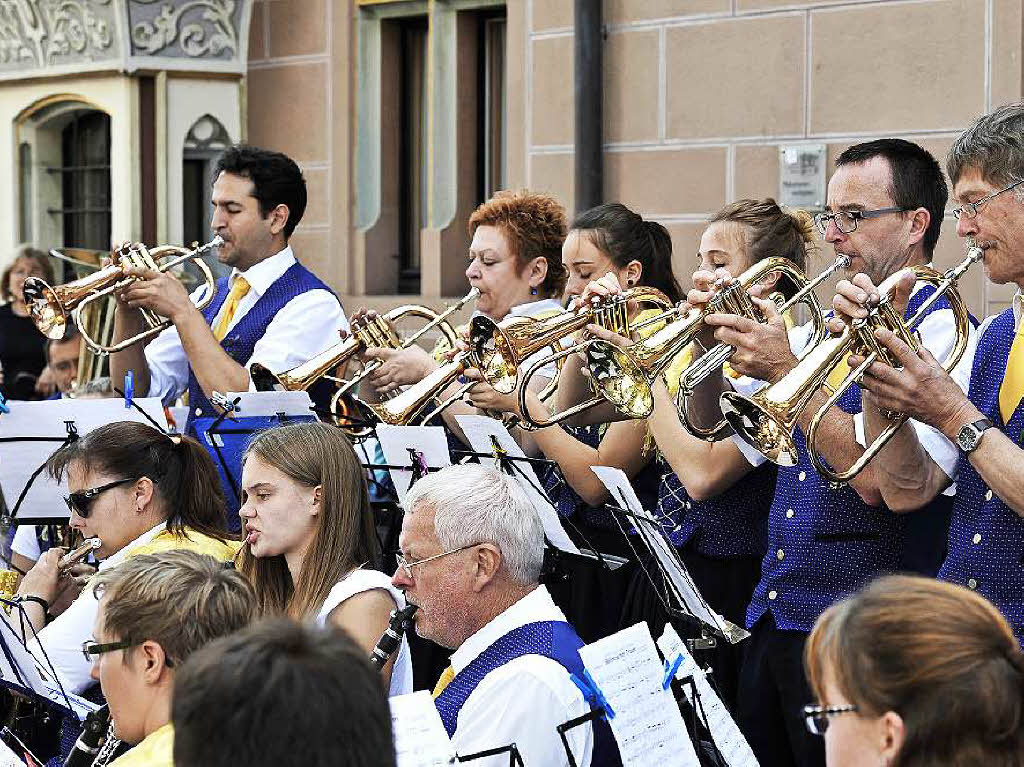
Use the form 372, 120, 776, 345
230, 245, 296, 297
471, 297, 565, 321
1013, 289, 1023, 330
450, 584, 566, 674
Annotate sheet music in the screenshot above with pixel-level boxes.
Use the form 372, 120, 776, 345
389, 690, 457, 767
591, 466, 747, 642
0, 739, 25, 767
376, 426, 452, 506
0, 397, 169, 522
657, 625, 758, 767
219, 390, 314, 417
578, 623, 699, 767
454, 415, 579, 554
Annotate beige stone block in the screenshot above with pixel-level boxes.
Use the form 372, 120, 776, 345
605, 29, 659, 143
991, 1, 1023, 109
267, 0, 326, 58
606, 0, 729, 23
506, 0, 529, 187
248, 1, 266, 60
666, 16, 804, 139
532, 0, 572, 30
301, 167, 329, 228
810, 0, 986, 134
663, 222, 706, 292
605, 148, 727, 215
288, 229, 334, 287
529, 152, 575, 214
247, 63, 328, 163
734, 145, 780, 202
531, 36, 574, 145
736, 0, 817, 9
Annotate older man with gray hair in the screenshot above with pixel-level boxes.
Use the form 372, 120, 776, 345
391, 464, 619, 767
831, 102, 1024, 641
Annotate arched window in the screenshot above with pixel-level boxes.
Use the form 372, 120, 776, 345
183, 114, 231, 251
54, 110, 111, 250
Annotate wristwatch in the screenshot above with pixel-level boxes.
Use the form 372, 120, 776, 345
956, 418, 994, 453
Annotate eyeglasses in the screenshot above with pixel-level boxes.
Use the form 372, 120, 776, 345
813, 208, 911, 236
82, 639, 174, 666
394, 542, 482, 580
802, 703, 859, 735
951, 178, 1024, 219
64, 478, 135, 518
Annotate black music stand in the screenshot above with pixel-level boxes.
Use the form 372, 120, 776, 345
457, 743, 524, 767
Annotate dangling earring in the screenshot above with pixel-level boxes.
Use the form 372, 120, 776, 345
530, 286, 538, 296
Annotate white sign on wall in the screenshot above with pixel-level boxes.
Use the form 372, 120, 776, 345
779, 144, 827, 209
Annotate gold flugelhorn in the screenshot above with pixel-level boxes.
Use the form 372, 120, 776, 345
24, 237, 222, 355
676, 255, 851, 441
583, 257, 812, 421
720, 247, 983, 484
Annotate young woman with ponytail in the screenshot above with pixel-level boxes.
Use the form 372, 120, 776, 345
16, 421, 236, 694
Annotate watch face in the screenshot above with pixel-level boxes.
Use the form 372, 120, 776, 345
958, 426, 978, 452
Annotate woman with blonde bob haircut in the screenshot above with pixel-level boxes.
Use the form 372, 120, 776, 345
237, 422, 411, 696
804, 574, 1024, 767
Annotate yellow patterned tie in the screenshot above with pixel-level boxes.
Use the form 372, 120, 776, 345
998, 322, 1024, 423
431, 665, 455, 699
212, 275, 250, 341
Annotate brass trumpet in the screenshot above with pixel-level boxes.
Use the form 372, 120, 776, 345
676, 255, 851, 440
720, 247, 982, 484
584, 257, 813, 421
24, 238, 222, 355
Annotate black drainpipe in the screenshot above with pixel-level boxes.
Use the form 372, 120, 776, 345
574, 0, 603, 215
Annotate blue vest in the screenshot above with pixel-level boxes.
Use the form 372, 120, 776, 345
184, 262, 336, 435
542, 423, 660, 531
656, 455, 774, 558
940, 308, 1024, 640
435, 619, 621, 767
747, 284, 966, 632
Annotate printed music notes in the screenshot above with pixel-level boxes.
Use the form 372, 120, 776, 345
376, 425, 452, 505
389, 690, 457, 767
578, 623, 699, 767
657, 625, 759, 767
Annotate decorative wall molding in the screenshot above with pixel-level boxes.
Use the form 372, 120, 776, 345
0, 0, 250, 80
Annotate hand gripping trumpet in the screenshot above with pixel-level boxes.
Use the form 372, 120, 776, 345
583, 257, 819, 421
720, 247, 983, 484
58, 537, 101, 576
23, 237, 222, 355
676, 255, 851, 440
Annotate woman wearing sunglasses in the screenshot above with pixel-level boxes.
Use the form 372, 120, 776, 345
15, 421, 236, 694
804, 574, 1023, 767
236, 422, 412, 697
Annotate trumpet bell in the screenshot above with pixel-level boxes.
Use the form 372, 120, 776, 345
23, 278, 67, 339
719, 391, 799, 467
586, 339, 655, 418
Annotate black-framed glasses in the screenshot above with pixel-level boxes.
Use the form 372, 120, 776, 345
813, 208, 911, 236
394, 542, 482, 580
802, 703, 859, 735
82, 639, 175, 666
64, 478, 135, 518
952, 178, 1024, 220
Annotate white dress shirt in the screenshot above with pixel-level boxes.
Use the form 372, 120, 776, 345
448, 585, 593, 767
146, 246, 348, 404
728, 276, 978, 492
30, 523, 167, 695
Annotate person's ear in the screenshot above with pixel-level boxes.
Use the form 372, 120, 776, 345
527, 256, 548, 292
471, 544, 502, 592
138, 641, 170, 684
623, 260, 643, 287
906, 207, 930, 248
134, 477, 156, 513
311, 485, 323, 516
878, 710, 905, 765
267, 203, 290, 237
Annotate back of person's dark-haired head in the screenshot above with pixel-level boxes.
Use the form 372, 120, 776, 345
172, 618, 395, 767
572, 203, 683, 304
47, 421, 227, 541
214, 145, 307, 239
835, 139, 948, 257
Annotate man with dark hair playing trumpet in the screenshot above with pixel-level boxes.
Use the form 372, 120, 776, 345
831, 104, 1024, 643
685, 138, 975, 767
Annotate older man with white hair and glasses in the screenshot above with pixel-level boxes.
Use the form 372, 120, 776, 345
391, 464, 620, 767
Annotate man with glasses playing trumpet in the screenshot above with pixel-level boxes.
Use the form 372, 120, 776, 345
107, 145, 346, 434
684, 139, 976, 767
830, 105, 1024, 643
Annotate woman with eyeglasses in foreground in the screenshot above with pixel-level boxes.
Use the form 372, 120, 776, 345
15, 421, 236, 694
804, 574, 1024, 767
237, 422, 412, 696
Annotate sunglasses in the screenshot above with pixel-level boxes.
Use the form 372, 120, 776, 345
64, 478, 135, 518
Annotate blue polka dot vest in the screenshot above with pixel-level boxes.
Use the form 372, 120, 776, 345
940, 307, 1024, 640
747, 284, 968, 632
434, 620, 621, 767
184, 262, 336, 435
655, 455, 775, 558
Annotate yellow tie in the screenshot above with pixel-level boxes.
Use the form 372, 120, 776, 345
999, 323, 1024, 423
212, 275, 250, 341
431, 665, 455, 699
